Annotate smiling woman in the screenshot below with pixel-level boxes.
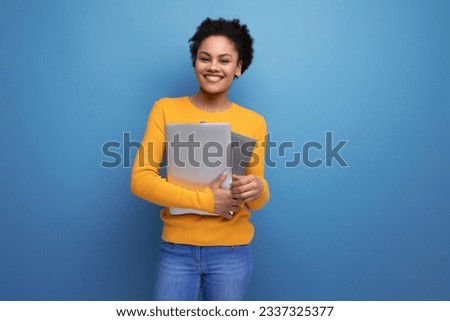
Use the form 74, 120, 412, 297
130, 18, 270, 301
193, 35, 242, 104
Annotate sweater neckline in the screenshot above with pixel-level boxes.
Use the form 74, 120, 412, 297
185, 96, 236, 114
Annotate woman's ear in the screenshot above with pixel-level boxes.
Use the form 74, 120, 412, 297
235, 61, 242, 78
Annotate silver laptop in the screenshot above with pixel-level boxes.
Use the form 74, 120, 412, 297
165, 123, 232, 215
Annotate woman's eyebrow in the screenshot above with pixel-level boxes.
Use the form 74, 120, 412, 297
198, 51, 233, 57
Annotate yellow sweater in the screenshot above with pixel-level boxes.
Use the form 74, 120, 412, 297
131, 96, 270, 246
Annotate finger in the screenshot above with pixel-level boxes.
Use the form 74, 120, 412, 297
230, 175, 253, 188
243, 187, 264, 202
243, 196, 258, 203
231, 191, 245, 200
230, 186, 241, 194
230, 182, 253, 194
225, 206, 240, 216
220, 211, 233, 220
231, 204, 241, 211
240, 190, 259, 201
232, 196, 241, 201
210, 171, 227, 189
231, 199, 242, 207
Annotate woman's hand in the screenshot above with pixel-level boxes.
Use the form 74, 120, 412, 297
209, 173, 242, 219
230, 174, 263, 203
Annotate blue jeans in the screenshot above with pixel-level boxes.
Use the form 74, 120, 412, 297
154, 242, 253, 301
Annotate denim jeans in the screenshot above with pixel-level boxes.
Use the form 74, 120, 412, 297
154, 242, 253, 301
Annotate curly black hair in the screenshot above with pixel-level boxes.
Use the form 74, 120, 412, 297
188, 18, 254, 76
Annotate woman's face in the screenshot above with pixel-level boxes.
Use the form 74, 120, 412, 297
194, 35, 242, 96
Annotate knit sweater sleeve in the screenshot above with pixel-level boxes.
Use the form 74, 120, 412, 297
245, 118, 270, 211
130, 100, 215, 212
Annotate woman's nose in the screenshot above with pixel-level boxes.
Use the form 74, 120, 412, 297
207, 59, 220, 72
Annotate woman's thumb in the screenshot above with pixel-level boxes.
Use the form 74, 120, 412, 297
210, 171, 227, 189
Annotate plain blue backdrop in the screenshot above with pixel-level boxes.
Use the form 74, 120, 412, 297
1, 0, 449, 300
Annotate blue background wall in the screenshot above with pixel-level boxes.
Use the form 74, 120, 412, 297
1, 0, 449, 300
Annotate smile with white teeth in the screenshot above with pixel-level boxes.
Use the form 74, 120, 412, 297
204, 75, 223, 82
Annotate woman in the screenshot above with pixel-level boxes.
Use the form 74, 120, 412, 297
131, 17, 270, 300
